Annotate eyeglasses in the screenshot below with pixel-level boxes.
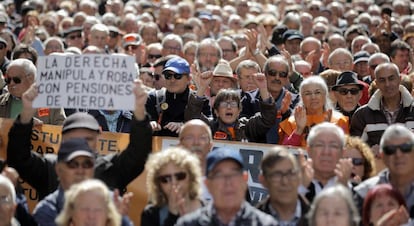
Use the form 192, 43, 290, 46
219, 101, 239, 108
350, 158, 364, 166
309, 7, 320, 10
0, 195, 12, 205
311, 143, 342, 151
148, 54, 162, 59
336, 88, 360, 95
267, 69, 288, 78
164, 72, 184, 80
313, 31, 326, 35
158, 172, 187, 184
66, 159, 94, 169
382, 142, 414, 155
67, 33, 82, 40
266, 169, 298, 182
5, 76, 22, 84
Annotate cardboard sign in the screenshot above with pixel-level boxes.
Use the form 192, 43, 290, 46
33, 54, 137, 110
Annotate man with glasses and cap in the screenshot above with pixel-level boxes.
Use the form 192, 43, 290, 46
354, 124, 414, 218
62, 26, 84, 50
332, 71, 363, 121
32, 138, 132, 226
176, 147, 278, 226
122, 33, 145, 66
145, 56, 211, 137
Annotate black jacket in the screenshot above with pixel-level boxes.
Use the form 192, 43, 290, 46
6, 114, 152, 200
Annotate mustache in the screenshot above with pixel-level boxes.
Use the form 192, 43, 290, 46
189, 146, 204, 153
270, 79, 282, 84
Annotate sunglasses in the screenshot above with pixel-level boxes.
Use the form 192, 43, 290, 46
267, 69, 288, 78
67, 33, 82, 40
383, 142, 414, 155
313, 31, 326, 35
66, 159, 94, 169
337, 88, 360, 95
5, 77, 22, 84
148, 54, 162, 59
109, 32, 119, 38
351, 158, 364, 166
158, 172, 187, 184
164, 72, 184, 80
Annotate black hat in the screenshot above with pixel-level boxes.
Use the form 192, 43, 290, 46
283, 29, 304, 42
62, 112, 100, 134
353, 51, 370, 64
332, 71, 364, 90
271, 25, 288, 45
57, 138, 95, 162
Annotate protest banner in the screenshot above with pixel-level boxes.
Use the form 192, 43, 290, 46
33, 54, 137, 110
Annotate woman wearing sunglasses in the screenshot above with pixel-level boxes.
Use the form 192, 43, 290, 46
343, 136, 376, 185
141, 147, 203, 226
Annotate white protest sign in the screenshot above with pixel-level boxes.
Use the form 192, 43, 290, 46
33, 54, 137, 110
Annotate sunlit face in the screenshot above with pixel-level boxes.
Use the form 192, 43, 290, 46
219, 40, 237, 61
334, 84, 362, 112
179, 123, 212, 161
0, 185, 15, 226
238, 67, 259, 92
300, 40, 320, 60
162, 40, 182, 57
314, 196, 351, 226
206, 160, 246, 210
329, 36, 347, 51
374, 65, 400, 99
285, 39, 302, 55
197, 45, 220, 72
369, 194, 400, 224
309, 131, 343, 177
215, 99, 241, 125
65, 31, 84, 49
6, 65, 33, 98
158, 163, 190, 199
44, 40, 63, 55
164, 70, 190, 94
382, 137, 414, 177
301, 84, 326, 114
71, 190, 108, 226
391, 49, 409, 72
343, 147, 365, 180
55, 156, 95, 190
329, 53, 353, 72
353, 61, 369, 77
88, 30, 108, 49
210, 77, 234, 96
266, 61, 289, 94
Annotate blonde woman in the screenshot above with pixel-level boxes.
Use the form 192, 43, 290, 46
55, 179, 121, 226
141, 147, 203, 226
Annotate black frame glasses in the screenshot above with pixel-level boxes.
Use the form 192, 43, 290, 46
267, 69, 288, 78
158, 172, 187, 184
336, 88, 360, 95
164, 72, 184, 80
5, 77, 22, 84
383, 142, 414, 155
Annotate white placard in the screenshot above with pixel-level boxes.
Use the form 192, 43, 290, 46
33, 54, 137, 110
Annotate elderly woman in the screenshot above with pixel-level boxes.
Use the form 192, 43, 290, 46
362, 184, 411, 226
141, 147, 204, 226
343, 136, 376, 185
0, 174, 20, 226
279, 76, 349, 147
307, 184, 360, 226
55, 179, 121, 226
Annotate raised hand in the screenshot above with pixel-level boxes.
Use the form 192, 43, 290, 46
164, 122, 184, 134
21, 83, 39, 124
335, 158, 353, 186
294, 105, 307, 134
196, 71, 213, 97
253, 73, 270, 100
133, 79, 148, 121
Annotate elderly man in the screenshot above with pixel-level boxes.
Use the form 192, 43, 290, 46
351, 63, 414, 148
332, 71, 363, 121
7, 80, 151, 200
0, 174, 19, 226
303, 122, 352, 203
176, 148, 278, 226
257, 147, 309, 225
196, 38, 222, 72
364, 52, 390, 84
354, 124, 414, 219
0, 59, 65, 124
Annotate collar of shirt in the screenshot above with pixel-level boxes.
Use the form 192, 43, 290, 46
268, 199, 301, 225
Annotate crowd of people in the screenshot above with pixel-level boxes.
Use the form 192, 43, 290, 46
0, 0, 414, 225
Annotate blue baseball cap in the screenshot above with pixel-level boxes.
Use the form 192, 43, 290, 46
163, 57, 190, 74
58, 138, 95, 162
206, 147, 244, 176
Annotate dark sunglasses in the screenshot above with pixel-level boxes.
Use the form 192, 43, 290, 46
337, 88, 360, 95
5, 77, 22, 84
66, 159, 94, 169
148, 54, 162, 59
267, 69, 288, 78
109, 32, 119, 38
67, 33, 82, 40
383, 142, 414, 155
164, 72, 184, 80
351, 158, 364, 166
158, 172, 187, 184
313, 31, 326, 35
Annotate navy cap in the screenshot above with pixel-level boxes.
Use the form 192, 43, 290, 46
206, 147, 244, 176
283, 29, 304, 42
163, 57, 190, 74
353, 51, 370, 64
332, 71, 364, 90
57, 138, 95, 162
62, 112, 100, 134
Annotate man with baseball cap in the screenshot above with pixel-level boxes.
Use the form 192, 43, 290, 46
283, 29, 304, 55
332, 71, 364, 120
176, 147, 278, 226
122, 33, 144, 66
7, 80, 152, 200
145, 56, 211, 137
